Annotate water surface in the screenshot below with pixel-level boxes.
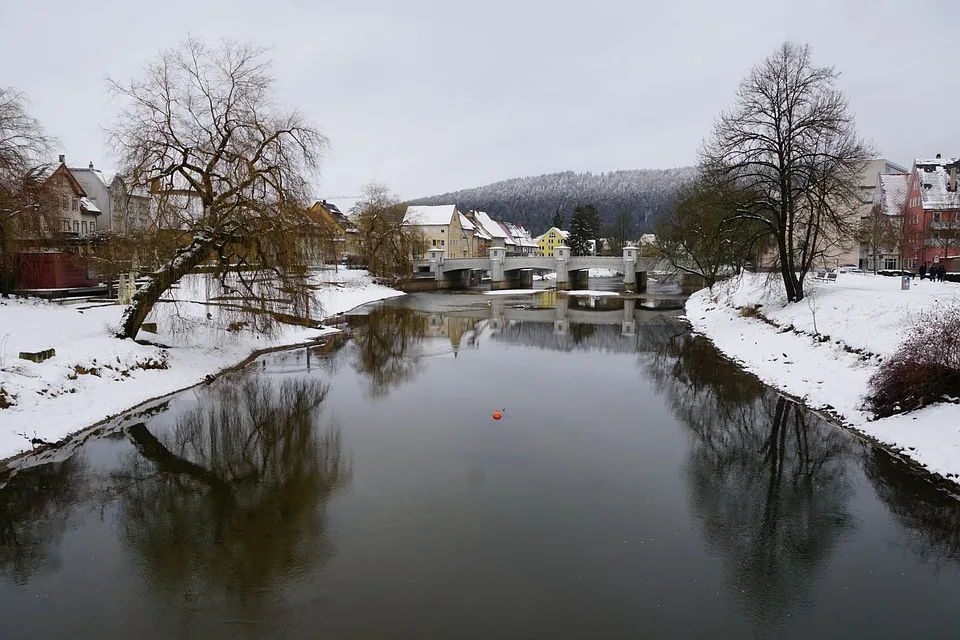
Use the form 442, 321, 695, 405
2, 290, 960, 639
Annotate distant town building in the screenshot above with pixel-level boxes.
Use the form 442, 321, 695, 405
536, 227, 569, 257
903, 154, 960, 272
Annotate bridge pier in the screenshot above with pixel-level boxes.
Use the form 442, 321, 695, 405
571, 269, 589, 289
555, 246, 571, 290
489, 297, 506, 329
622, 245, 647, 293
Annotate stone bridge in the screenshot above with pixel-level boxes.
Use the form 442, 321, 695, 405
416, 245, 667, 292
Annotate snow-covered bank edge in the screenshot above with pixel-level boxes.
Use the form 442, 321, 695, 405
0, 333, 342, 481
685, 282, 960, 489
0, 270, 403, 467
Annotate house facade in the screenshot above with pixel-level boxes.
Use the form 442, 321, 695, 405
403, 204, 459, 258
69, 162, 154, 234
44, 157, 101, 237
307, 199, 360, 262
903, 155, 960, 272
859, 172, 909, 271
536, 227, 569, 257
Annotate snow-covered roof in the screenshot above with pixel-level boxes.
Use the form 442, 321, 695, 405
80, 197, 100, 214
915, 158, 960, 210
326, 197, 361, 216
879, 174, 909, 216
404, 204, 457, 226
502, 222, 539, 247
496, 222, 517, 245
459, 213, 476, 231
472, 211, 510, 240
536, 228, 569, 242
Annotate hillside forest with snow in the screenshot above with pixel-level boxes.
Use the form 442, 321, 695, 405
409, 167, 695, 235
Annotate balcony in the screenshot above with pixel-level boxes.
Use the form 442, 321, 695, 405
929, 221, 959, 230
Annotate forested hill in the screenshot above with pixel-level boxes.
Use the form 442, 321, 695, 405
409, 167, 695, 235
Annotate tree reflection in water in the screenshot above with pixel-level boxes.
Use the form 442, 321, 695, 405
864, 449, 960, 567
0, 456, 87, 585
348, 306, 428, 397
113, 376, 350, 613
642, 327, 857, 627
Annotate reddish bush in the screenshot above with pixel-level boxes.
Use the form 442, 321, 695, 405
868, 310, 960, 418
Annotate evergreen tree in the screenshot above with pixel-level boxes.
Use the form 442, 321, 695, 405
551, 208, 565, 230
568, 204, 602, 256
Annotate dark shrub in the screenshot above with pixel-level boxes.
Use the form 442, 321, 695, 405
868, 310, 960, 418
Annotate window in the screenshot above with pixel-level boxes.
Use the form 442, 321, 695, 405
72, 197, 78, 211
913, 214, 919, 225
440, 239, 445, 246
89, 219, 95, 232
432, 239, 437, 247
61, 195, 69, 210
934, 212, 942, 223
82, 221, 88, 234
933, 231, 940, 240
73, 220, 79, 233
440, 228, 444, 233
62, 219, 70, 231
908, 258, 918, 269
883, 257, 898, 270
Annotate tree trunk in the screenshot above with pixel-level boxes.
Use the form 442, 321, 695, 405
118, 234, 212, 339
0, 224, 8, 299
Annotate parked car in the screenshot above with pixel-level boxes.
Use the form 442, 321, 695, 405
837, 264, 861, 273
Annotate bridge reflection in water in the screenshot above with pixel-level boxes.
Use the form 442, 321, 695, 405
444, 292, 679, 339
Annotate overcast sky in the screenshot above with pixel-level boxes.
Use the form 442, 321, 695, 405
2, 0, 957, 200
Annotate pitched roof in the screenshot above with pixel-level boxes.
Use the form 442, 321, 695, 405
404, 204, 457, 226
502, 221, 539, 247
879, 174, 909, 216
472, 211, 510, 240
915, 157, 960, 210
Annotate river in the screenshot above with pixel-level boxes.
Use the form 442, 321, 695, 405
2, 286, 960, 639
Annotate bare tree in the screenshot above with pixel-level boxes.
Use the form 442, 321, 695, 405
352, 182, 426, 280
654, 172, 769, 287
105, 37, 328, 339
856, 203, 898, 273
0, 88, 55, 297
701, 42, 873, 302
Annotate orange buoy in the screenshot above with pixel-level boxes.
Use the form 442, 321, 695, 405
492, 411, 503, 421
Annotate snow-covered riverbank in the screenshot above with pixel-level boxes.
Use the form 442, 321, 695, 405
685, 272, 960, 484
0, 269, 402, 462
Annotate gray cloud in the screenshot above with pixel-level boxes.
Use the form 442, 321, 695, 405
2, 0, 956, 199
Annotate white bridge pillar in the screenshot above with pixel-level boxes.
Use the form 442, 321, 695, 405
429, 248, 445, 281
622, 297, 637, 336
555, 246, 571, 290
489, 246, 507, 289
623, 245, 638, 292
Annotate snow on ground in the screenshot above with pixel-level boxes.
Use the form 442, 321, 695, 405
0, 269, 402, 461
686, 271, 960, 482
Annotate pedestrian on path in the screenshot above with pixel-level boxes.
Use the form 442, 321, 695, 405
919, 263, 927, 280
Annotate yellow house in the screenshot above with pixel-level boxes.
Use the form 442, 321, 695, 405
536, 227, 569, 257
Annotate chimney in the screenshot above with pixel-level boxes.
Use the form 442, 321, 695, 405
88, 161, 94, 169
937, 153, 942, 160
58, 154, 65, 164
951, 167, 958, 193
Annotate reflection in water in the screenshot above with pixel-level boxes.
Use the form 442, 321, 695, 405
642, 328, 857, 629
865, 450, 960, 566
112, 377, 350, 612
349, 306, 428, 397
348, 306, 483, 396
0, 456, 87, 586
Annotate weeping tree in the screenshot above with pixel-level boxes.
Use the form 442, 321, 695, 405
106, 37, 328, 339
353, 182, 426, 280
701, 42, 873, 302
0, 88, 55, 298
